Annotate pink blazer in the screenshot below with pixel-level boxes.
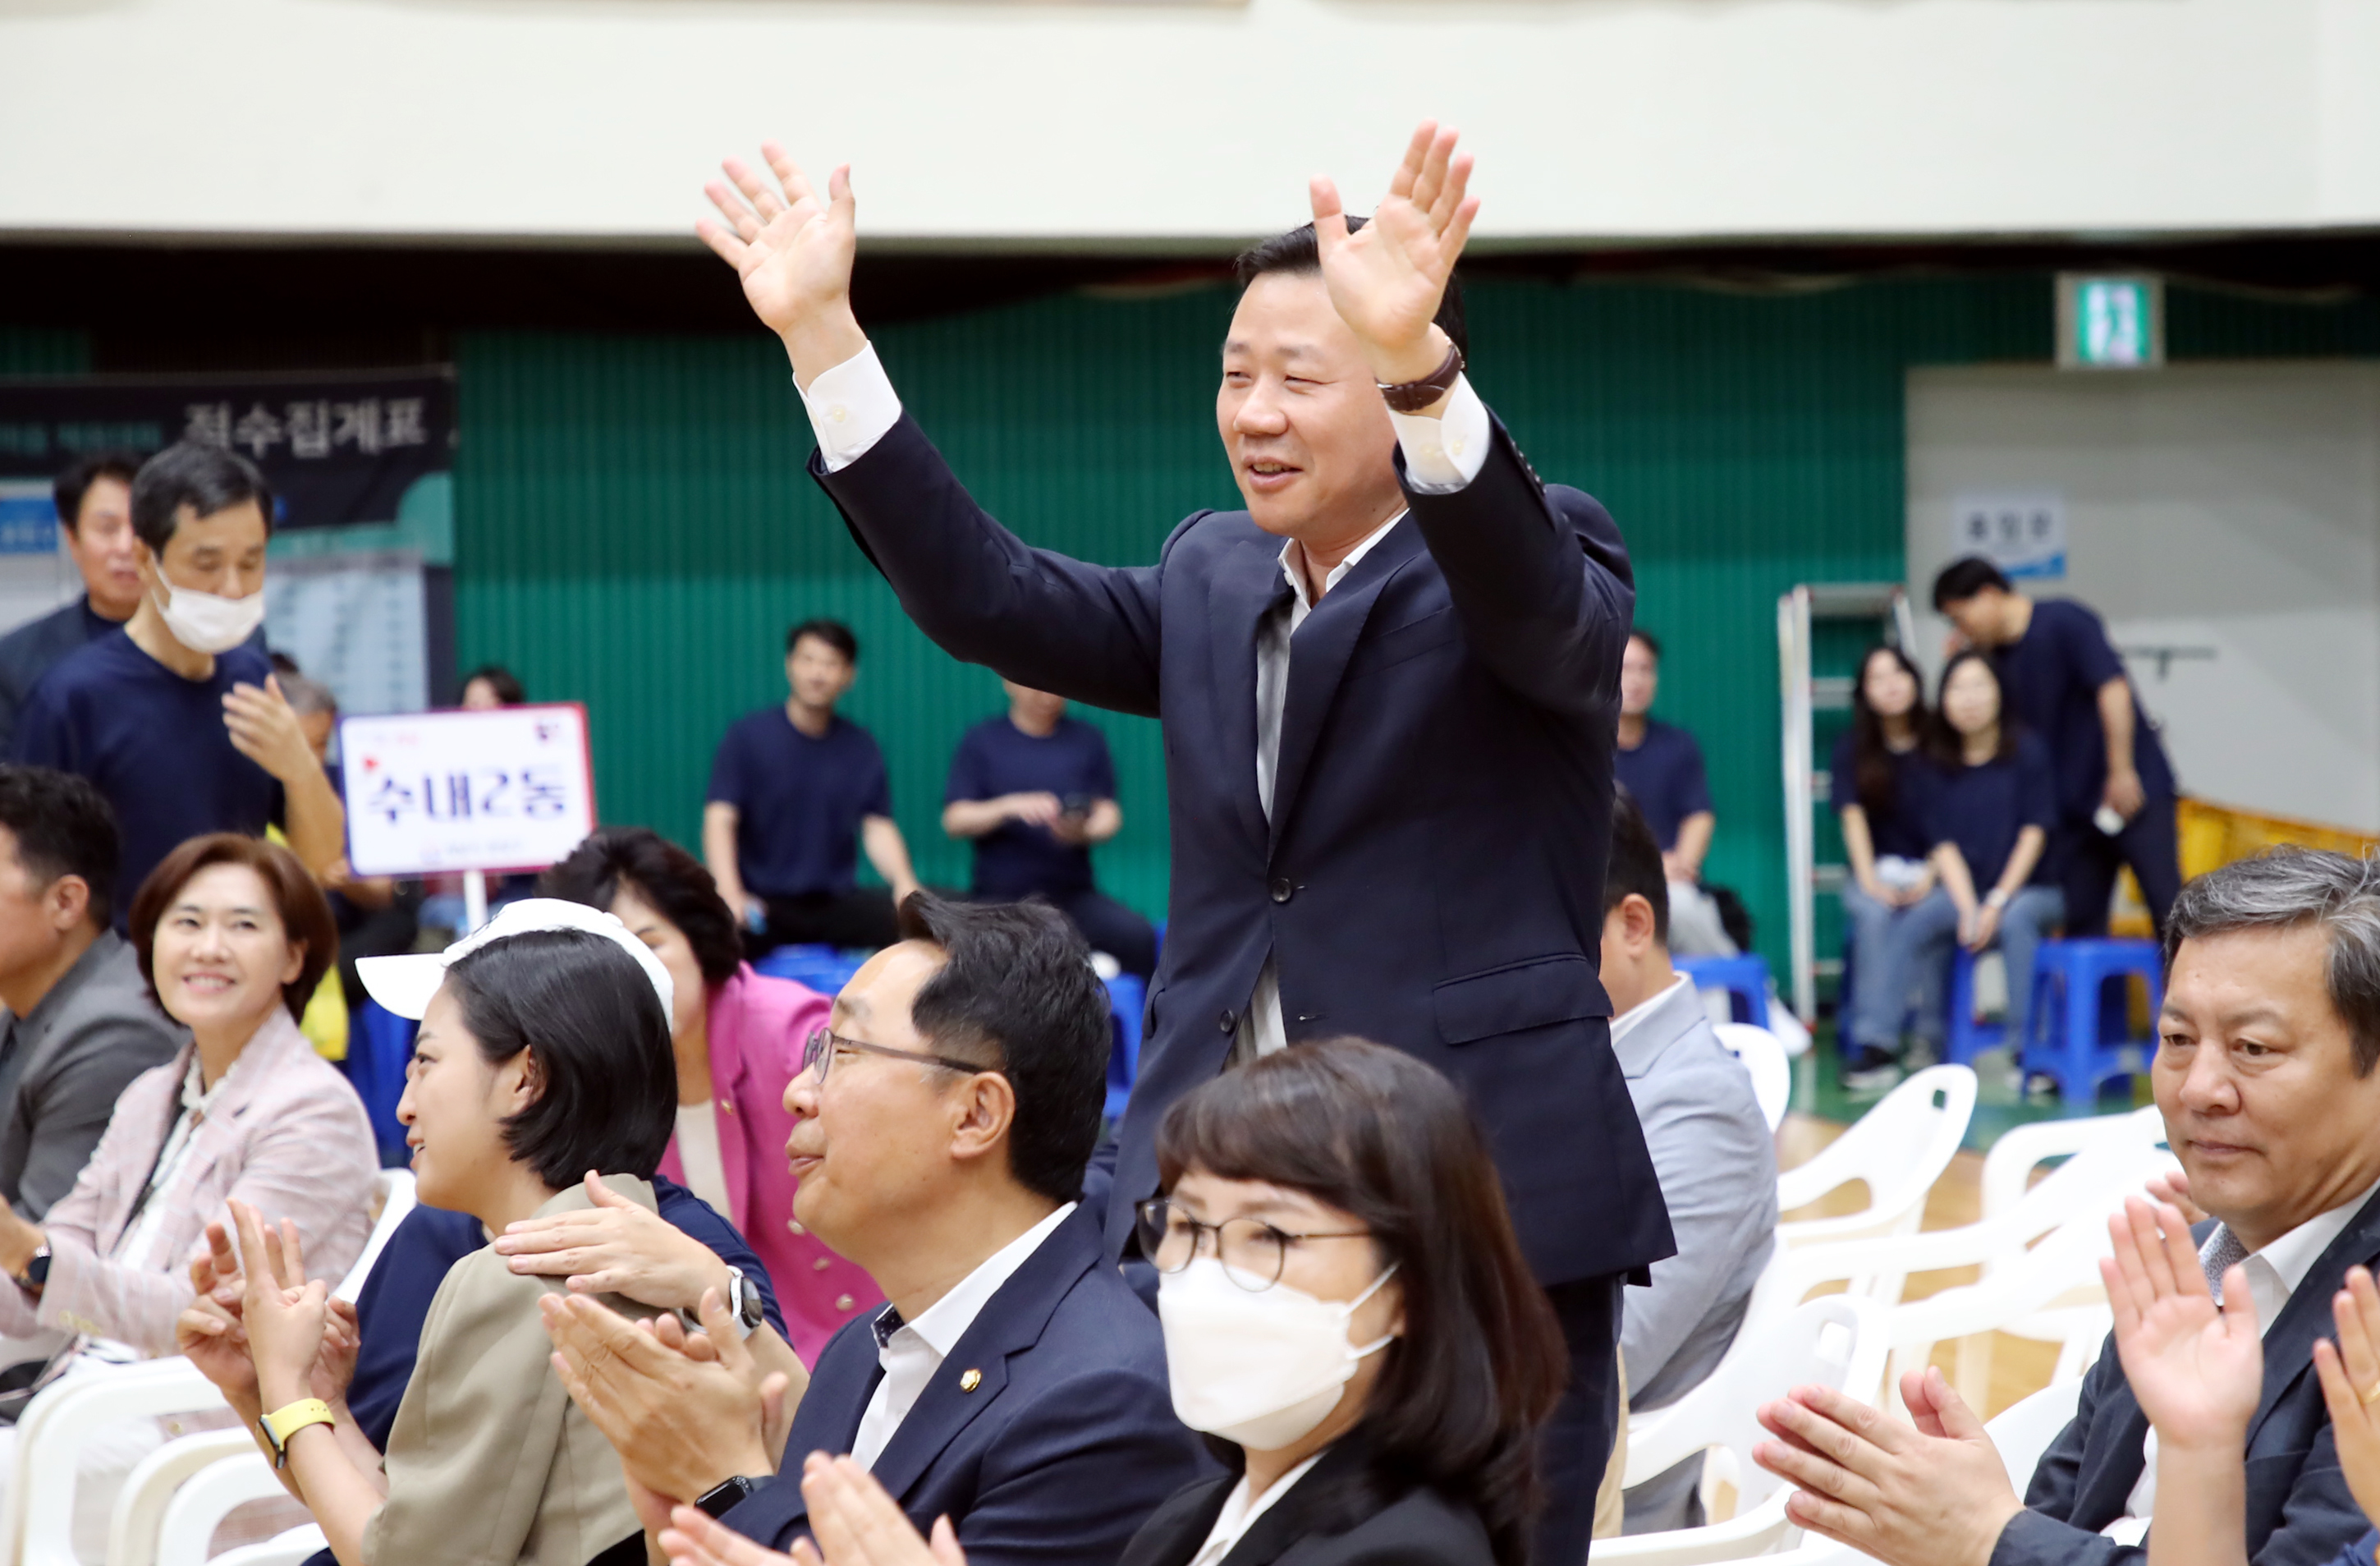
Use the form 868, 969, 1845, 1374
658, 965, 880, 1364
0, 1007, 379, 1354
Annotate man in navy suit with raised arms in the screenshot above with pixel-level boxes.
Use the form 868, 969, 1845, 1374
695, 122, 1674, 1562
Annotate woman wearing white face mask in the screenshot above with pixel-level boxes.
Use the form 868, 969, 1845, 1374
652, 1038, 1566, 1566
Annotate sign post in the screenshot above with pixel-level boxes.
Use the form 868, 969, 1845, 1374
339, 704, 596, 930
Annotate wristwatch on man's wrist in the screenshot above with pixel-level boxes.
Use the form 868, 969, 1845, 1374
693, 1475, 765, 1520
13, 1243, 48, 1294
1377, 340, 1465, 414
682, 1265, 765, 1340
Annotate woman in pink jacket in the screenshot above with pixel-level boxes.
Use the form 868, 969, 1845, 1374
539, 828, 878, 1362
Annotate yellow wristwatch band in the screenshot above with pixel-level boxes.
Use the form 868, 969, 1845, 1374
259, 1398, 334, 1467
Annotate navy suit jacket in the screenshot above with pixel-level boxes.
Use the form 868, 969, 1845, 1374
811, 412, 1673, 1288
723, 1205, 1201, 1564
1993, 1191, 2380, 1566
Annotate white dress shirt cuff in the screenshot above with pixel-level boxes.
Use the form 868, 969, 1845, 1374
798, 343, 905, 472
1389, 374, 1492, 494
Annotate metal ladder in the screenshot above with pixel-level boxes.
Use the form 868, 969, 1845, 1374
1778, 582, 1920, 1023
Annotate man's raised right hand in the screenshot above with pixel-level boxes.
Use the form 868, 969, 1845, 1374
698, 144, 869, 386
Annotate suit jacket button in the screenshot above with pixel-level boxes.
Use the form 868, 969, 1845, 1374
1218, 1010, 1236, 1033
1268, 879, 1294, 903
836, 1294, 855, 1311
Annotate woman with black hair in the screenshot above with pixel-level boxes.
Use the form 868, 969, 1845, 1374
1836, 645, 1939, 1084
534, 827, 872, 1359
652, 1036, 1565, 1566
1889, 651, 2066, 1066
179, 901, 699, 1566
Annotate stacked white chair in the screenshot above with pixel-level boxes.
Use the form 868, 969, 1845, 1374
1594, 1296, 1887, 1566
1772, 1065, 1977, 1304
5, 1169, 415, 1566
1713, 1024, 1792, 1133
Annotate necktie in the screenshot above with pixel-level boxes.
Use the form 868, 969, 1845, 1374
2202, 1225, 2249, 1302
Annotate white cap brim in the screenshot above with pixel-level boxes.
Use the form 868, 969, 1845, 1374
355, 898, 675, 1022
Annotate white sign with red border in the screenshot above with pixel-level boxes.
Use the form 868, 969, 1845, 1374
340, 704, 597, 877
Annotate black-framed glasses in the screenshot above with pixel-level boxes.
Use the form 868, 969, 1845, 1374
800, 1027, 988, 1084
1135, 1197, 1372, 1293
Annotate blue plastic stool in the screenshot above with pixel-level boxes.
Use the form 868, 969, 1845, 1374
754, 944, 869, 999
2020, 939, 2163, 1108
1944, 947, 2026, 1066
1102, 972, 1148, 1123
1675, 953, 1769, 1029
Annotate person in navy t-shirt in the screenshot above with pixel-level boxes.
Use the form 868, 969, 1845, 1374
704, 618, 920, 955
1612, 630, 1733, 955
1886, 650, 2066, 1073
942, 680, 1158, 980
1834, 645, 1942, 1085
1933, 557, 2181, 937
11, 442, 346, 928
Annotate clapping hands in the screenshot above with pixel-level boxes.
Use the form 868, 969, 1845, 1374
2101, 1195, 2262, 1453
655, 1454, 966, 1566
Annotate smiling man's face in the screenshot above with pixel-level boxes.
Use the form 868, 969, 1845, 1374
1216, 271, 1406, 552
2155, 923, 2380, 1250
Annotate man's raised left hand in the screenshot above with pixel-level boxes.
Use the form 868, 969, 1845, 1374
1311, 122, 1479, 388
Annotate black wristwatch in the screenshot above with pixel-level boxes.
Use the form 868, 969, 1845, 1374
694, 1475, 764, 1520
15, 1244, 48, 1294
727, 1265, 765, 1338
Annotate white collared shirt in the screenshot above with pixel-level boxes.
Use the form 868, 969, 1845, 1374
114, 1052, 238, 1265
796, 342, 1494, 1068
2111, 1173, 2380, 1537
1607, 973, 1694, 1054
849, 1201, 1077, 1472
1185, 1451, 1328, 1566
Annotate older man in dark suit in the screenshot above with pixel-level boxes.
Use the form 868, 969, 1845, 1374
695, 123, 1672, 1563
1752, 849, 2380, 1566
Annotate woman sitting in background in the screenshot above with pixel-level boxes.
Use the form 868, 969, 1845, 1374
537, 826, 869, 1360
657, 1036, 1565, 1566
1887, 650, 2066, 1073
0, 832, 376, 1356
1836, 644, 1940, 1086
183, 901, 685, 1566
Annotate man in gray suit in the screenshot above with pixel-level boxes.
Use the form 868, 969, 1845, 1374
0, 765, 181, 1219
1601, 791, 1780, 1532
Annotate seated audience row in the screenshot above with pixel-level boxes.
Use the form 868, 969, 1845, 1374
704, 619, 1157, 979
1839, 648, 2066, 1083
1758, 847, 2380, 1566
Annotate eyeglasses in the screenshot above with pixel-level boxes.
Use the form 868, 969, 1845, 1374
1135, 1197, 1372, 1293
800, 1027, 989, 1084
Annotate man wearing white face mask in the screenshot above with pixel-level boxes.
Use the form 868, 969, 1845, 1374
12, 441, 344, 930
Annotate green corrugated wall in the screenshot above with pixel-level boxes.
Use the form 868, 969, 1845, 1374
16, 273, 2370, 978
452, 274, 2069, 965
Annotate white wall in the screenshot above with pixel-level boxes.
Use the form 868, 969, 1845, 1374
2, 0, 2378, 245
1906, 362, 2380, 835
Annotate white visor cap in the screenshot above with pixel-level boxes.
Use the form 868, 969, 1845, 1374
355, 898, 673, 1023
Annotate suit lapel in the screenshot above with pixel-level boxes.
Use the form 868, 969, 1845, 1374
704, 986, 758, 1228
765, 1328, 889, 1534
1208, 536, 1293, 854
1268, 521, 1425, 853
2245, 1187, 2380, 1446
1220, 1437, 1373, 1566
864, 1210, 1102, 1504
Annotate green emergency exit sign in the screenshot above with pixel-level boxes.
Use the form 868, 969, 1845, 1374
2057, 273, 2164, 369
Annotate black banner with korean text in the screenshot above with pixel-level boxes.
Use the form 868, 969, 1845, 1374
0, 368, 453, 530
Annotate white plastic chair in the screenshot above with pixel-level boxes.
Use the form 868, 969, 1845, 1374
153, 1449, 289, 1566
208, 1525, 328, 1566
18, 1167, 418, 1566
1713, 1023, 1791, 1132
108, 1428, 258, 1566
1597, 1296, 1887, 1565
1772, 1065, 1976, 1302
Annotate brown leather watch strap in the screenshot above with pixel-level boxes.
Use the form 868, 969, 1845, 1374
1377, 341, 1465, 413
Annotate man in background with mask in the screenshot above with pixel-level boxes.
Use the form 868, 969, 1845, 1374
11, 440, 344, 928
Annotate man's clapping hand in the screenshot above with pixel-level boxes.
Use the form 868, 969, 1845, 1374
655, 1454, 967, 1566
1311, 122, 1479, 388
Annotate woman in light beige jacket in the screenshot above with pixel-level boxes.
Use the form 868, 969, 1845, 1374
185, 901, 690, 1566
